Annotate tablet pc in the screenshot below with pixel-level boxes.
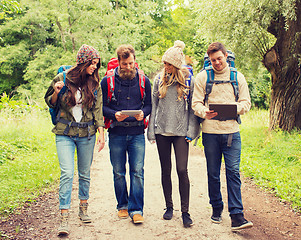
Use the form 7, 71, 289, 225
121, 110, 142, 117
209, 104, 237, 121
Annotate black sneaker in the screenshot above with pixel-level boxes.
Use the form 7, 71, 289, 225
211, 205, 223, 224
231, 213, 253, 231
163, 207, 173, 220
182, 212, 193, 228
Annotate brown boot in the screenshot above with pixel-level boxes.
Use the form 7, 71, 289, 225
118, 209, 129, 219
132, 214, 144, 224
79, 202, 92, 223
58, 212, 69, 235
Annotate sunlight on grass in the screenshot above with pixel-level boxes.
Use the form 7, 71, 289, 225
240, 109, 301, 211
0, 108, 60, 215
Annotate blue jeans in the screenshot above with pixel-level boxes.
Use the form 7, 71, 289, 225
202, 132, 243, 215
108, 133, 145, 218
56, 134, 96, 209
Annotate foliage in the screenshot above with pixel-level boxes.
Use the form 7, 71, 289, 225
240, 110, 301, 211
0, 95, 59, 215
0, 0, 284, 108
192, 0, 275, 63
0, 0, 21, 22
0, 0, 166, 101
191, 0, 301, 131
247, 69, 271, 109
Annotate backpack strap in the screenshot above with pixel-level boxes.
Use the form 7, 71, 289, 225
54, 72, 68, 124
229, 67, 239, 101
204, 66, 241, 124
137, 68, 146, 105
104, 68, 146, 129
204, 66, 240, 103
184, 72, 192, 103
106, 68, 116, 104
204, 67, 215, 104
229, 67, 241, 124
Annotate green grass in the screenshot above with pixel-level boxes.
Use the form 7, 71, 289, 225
240, 109, 301, 211
1, 103, 300, 215
0, 107, 60, 215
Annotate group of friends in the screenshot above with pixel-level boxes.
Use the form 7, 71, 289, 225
44, 40, 254, 236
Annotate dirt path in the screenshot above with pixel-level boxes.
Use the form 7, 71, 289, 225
1, 139, 300, 239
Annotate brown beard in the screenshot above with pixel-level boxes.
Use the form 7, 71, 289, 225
119, 67, 136, 80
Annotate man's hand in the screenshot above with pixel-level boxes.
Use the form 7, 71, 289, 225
205, 110, 218, 119
115, 111, 129, 122
134, 110, 144, 121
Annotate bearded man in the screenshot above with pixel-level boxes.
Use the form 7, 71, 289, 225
101, 44, 152, 224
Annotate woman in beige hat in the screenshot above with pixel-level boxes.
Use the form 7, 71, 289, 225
147, 41, 200, 228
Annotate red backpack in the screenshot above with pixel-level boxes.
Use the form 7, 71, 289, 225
104, 58, 148, 129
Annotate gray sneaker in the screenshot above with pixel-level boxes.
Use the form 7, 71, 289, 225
58, 212, 69, 235
79, 202, 92, 223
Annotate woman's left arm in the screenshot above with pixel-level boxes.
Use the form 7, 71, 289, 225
187, 78, 201, 140
96, 127, 105, 152
93, 85, 105, 152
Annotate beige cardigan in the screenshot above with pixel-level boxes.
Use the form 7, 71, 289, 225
192, 65, 251, 134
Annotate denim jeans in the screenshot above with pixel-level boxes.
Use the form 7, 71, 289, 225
202, 132, 243, 215
56, 134, 96, 209
108, 133, 145, 218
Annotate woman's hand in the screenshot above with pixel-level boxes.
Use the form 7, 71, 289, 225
97, 127, 105, 152
54, 81, 64, 94
50, 81, 64, 105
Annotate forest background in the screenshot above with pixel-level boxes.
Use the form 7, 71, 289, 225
0, 0, 300, 219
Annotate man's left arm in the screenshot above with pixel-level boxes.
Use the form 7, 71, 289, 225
237, 72, 251, 115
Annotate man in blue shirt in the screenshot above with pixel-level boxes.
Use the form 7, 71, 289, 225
101, 45, 151, 224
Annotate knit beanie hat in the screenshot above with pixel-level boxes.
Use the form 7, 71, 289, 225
162, 40, 185, 69
76, 44, 100, 65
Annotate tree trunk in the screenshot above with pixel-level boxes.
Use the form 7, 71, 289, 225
55, 17, 67, 52
264, 0, 301, 131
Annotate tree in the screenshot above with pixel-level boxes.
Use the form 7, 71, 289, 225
192, 0, 301, 131
263, 0, 301, 131
0, 0, 21, 22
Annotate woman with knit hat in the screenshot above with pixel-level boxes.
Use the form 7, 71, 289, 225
45, 44, 105, 235
147, 41, 200, 227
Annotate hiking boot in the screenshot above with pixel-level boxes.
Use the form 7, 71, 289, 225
231, 213, 253, 231
211, 205, 223, 224
132, 214, 144, 224
78, 202, 92, 223
163, 207, 173, 220
118, 209, 129, 219
58, 212, 69, 236
182, 212, 193, 228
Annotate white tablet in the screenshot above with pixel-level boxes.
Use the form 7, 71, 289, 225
121, 110, 142, 117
